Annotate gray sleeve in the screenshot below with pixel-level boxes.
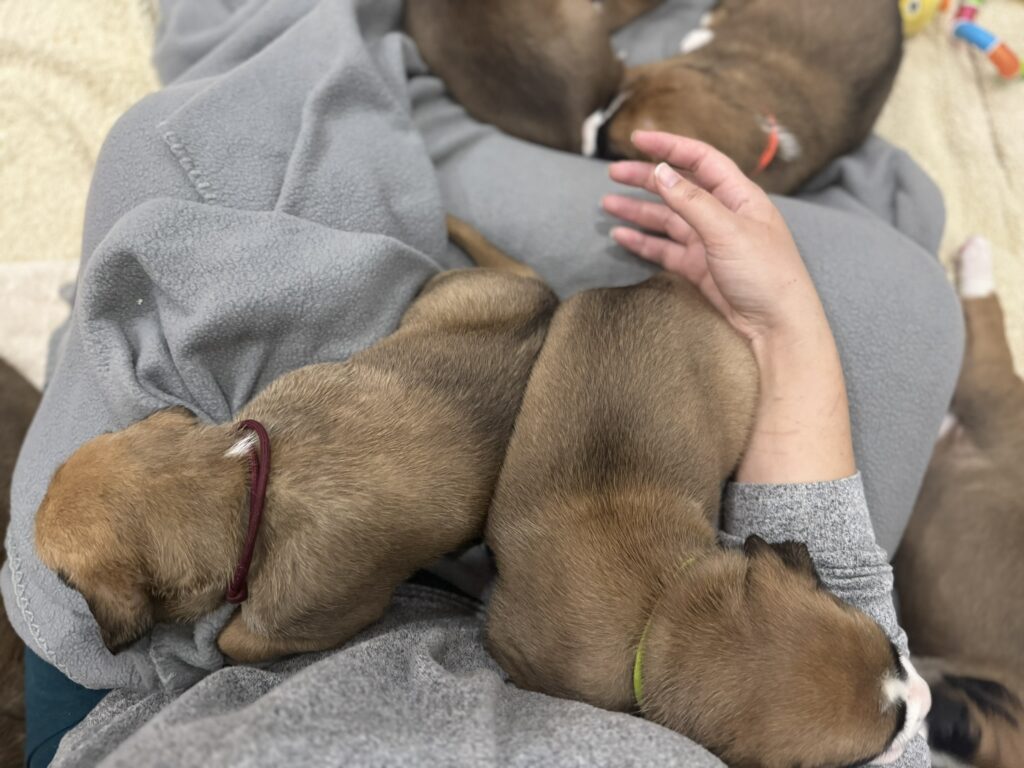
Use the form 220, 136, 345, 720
718, 473, 931, 768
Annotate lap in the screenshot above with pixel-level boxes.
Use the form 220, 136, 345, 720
53, 587, 725, 768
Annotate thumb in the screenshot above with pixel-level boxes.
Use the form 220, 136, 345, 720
653, 163, 736, 246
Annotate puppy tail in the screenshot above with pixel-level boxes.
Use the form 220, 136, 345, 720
446, 216, 541, 281
923, 661, 1023, 767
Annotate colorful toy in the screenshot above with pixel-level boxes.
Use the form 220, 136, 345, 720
898, 0, 1023, 80
899, 0, 945, 36
952, 1, 1023, 79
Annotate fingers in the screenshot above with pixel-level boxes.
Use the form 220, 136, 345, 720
608, 161, 737, 246
648, 162, 739, 247
602, 195, 696, 243
630, 131, 762, 213
611, 227, 706, 284
611, 227, 684, 267
608, 161, 660, 193
612, 227, 732, 318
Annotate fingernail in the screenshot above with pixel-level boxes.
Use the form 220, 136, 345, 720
655, 162, 682, 189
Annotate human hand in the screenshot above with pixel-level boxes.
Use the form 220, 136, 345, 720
603, 131, 826, 348
604, 131, 855, 484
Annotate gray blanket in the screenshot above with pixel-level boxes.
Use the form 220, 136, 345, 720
2, 0, 961, 763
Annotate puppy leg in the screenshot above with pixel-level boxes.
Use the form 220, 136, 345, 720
446, 216, 540, 280
217, 614, 307, 663
951, 239, 1023, 443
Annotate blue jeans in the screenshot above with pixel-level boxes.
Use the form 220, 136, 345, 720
24, 649, 107, 767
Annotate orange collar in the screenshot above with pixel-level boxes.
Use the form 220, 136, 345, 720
755, 114, 780, 175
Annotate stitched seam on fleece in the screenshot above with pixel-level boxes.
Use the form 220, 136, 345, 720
6, 532, 72, 676
161, 126, 221, 203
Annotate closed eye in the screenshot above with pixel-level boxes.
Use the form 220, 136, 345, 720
888, 699, 908, 748
56, 570, 74, 589
890, 641, 908, 681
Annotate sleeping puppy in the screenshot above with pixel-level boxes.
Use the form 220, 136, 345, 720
404, 0, 665, 153
34, 221, 557, 663
466, 249, 926, 764
1, 359, 39, 768
894, 238, 1024, 768
592, 0, 903, 193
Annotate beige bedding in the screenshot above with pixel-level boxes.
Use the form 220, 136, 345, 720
0, 0, 1020, 388
877, 0, 1024, 373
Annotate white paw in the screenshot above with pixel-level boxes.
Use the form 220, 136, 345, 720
957, 236, 995, 298
681, 28, 714, 54
938, 413, 958, 439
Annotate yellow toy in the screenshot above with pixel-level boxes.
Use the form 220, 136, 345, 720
899, 0, 946, 35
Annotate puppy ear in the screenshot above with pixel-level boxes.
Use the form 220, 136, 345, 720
770, 541, 823, 586
742, 534, 773, 558
82, 574, 154, 654
742, 537, 823, 585
147, 406, 197, 425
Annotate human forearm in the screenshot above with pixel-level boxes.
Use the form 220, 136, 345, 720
739, 306, 856, 484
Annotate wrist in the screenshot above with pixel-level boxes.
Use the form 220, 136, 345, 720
738, 314, 856, 484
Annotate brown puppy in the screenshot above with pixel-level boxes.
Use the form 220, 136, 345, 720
474, 263, 916, 765
894, 238, 1024, 768
405, 0, 664, 153
594, 0, 903, 193
0, 359, 40, 768
34, 224, 557, 663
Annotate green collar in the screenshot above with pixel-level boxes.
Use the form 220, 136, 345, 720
632, 555, 698, 707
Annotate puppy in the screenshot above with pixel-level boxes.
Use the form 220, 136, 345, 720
593, 0, 904, 193
894, 238, 1024, 768
405, 0, 665, 153
34, 221, 558, 663
460, 246, 924, 764
0, 359, 40, 768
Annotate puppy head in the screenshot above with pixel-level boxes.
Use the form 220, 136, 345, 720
643, 537, 926, 768
35, 407, 216, 654
597, 62, 760, 167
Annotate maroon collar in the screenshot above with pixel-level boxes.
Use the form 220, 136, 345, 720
226, 420, 271, 604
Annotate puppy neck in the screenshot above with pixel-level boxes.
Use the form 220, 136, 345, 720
138, 422, 256, 616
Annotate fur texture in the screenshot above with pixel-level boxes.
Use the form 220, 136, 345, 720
467, 252, 910, 766
0, 359, 39, 768
404, 0, 664, 153
894, 240, 1024, 768
597, 0, 904, 193
34, 227, 558, 663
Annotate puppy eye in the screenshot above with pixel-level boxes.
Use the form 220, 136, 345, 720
889, 641, 908, 681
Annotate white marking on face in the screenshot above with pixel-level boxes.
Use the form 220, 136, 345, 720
581, 92, 632, 157
939, 413, 958, 439
225, 433, 258, 458
582, 110, 605, 158
957, 235, 995, 298
681, 28, 714, 54
875, 657, 933, 765
775, 124, 803, 162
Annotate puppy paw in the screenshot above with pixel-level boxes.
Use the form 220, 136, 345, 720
956, 236, 994, 299
680, 28, 714, 54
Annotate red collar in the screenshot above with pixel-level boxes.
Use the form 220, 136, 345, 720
226, 419, 271, 604
755, 114, 780, 176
